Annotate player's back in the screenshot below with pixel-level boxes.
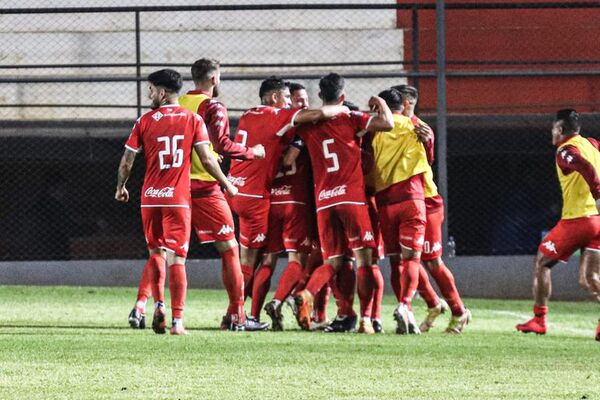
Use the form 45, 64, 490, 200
228, 106, 298, 197
129, 105, 206, 207
270, 138, 313, 205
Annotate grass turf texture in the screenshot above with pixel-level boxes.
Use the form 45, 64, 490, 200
0, 286, 598, 399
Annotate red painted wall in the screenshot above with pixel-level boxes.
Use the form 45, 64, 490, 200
397, 0, 600, 114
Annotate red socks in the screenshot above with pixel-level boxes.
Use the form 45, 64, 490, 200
357, 266, 375, 319
313, 285, 330, 321
250, 264, 275, 317
274, 261, 304, 301
241, 264, 254, 299
334, 261, 356, 316
149, 254, 166, 304
136, 257, 153, 307
221, 247, 244, 317
371, 265, 384, 320
306, 264, 336, 297
429, 261, 465, 316
400, 258, 420, 307
418, 265, 440, 309
168, 263, 187, 319
390, 260, 402, 302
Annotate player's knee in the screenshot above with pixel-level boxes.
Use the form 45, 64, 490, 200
423, 258, 441, 271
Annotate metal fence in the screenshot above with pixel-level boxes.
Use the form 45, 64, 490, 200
1, 2, 600, 260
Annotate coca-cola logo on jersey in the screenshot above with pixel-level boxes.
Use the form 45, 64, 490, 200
144, 187, 175, 198
227, 175, 246, 187
271, 185, 291, 196
318, 185, 347, 201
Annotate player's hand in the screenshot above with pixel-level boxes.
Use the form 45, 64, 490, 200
252, 144, 266, 159
414, 123, 433, 143
115, 186, 129, 202
368, 96, 385, 113
217, 153, 224, 163
225, 184, 238, 197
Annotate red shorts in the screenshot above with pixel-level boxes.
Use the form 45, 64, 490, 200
539, 216, 600, 262
422, 205, 444, 262
265, 202, 313, 254
227, 195, 270, 249
141, 206, 191, 257
191, 192, 235, 244
378, 199, 426, 256
317, 203, 376, 259
367, 196, 384, 260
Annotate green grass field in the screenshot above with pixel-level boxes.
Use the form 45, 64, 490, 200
0, 286, 598, 400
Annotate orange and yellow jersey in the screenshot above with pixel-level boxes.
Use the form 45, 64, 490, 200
178, 92, 218, 183
368, 113, 430, 205
556, 135, 600, 219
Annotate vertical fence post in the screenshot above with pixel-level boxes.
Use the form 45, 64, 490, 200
435, 0, 449, 254
412, 4, 420, 115
135, 11, 142, 118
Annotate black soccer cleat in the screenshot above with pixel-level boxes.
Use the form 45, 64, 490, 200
152, 306, 167, 334
324, 315, 357, 333
128, 308, 146, 330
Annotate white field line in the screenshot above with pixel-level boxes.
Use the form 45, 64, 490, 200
490, 309, 592, 336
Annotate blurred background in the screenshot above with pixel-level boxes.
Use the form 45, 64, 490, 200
1, 0, 600, 262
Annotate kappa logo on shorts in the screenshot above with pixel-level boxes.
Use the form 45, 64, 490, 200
252, 233, 266, 243
181, 242, 189, 252
152, 111, 164, 121
542, 240, 558, 254
363, 231, 374, 241
217, 225, 234, 235
432, 242, 442, 253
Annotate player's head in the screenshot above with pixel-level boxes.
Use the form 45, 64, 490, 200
147, 69, 182, 110
191, 58, 221, 97
378, 88, 403, 112
288, 82, 309, 109
392, 84, 418, 117
319, 73, 345, 105
552, 108, 581, 145
259, 76, 291, 108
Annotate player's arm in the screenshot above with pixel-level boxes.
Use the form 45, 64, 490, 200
194, 142, 238, 196
293, 105, 349, 125
206, 101, 265, 160
415, 121, 435, 164
282, 136, 304, 167
557, 145, 600, 212
115, 149, 136, 202
365, 96, 394, 132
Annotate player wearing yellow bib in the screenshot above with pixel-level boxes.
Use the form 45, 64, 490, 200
517, 109, 600, 340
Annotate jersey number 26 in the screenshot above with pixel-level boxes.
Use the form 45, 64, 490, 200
158, 135, 184, 170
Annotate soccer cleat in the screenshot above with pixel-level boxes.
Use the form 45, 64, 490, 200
264, 301, 284, 331
393, 303, 421, 335
244, 316, 269, 331
220, 314, 245, 331
516, 315, 545, 335
310, 319, 331, 331
152, 305, 167, 334
170, 323, 188, 336
595, 320, 600, 342
419, 299, 449, 333
372, 319, 384, 334
128, 308, 146, 330
285, 295, 298, 317
446, 308, 473, 335
324, 315, 357, 333
294, 290, 314, 331
358, 320, 375, 335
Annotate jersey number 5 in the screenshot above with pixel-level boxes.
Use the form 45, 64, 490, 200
158, 135, 184, 170
322, 139, 340, 173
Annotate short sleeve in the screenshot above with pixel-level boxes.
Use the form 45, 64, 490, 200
193, 114, 210, 145
350, 111, 372, 137
275, 108, 302, 137
124, 118, 142, 152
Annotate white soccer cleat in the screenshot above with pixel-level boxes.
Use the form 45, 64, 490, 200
419, 299, 449, 333
393, 303, 421, 335
445, 308, 472, 335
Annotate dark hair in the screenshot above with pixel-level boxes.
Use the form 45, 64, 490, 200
319, 73, 345, 102
191, 58, 219, 84
147, 69, 182, 93
288, 82, 306, 94
343, 100, 359, 111
555, 109, 581, 134
392, 84, 418, 103
378, 88, 403, 111
259, 76, 288, 99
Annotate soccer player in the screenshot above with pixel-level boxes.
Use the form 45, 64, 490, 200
393, 84, 471, 334
128, 59, 265, 332
293, 73, 394, 333
115, 69, 238, 335
366, 88, 431, 335
226, 76, 350, 330
516, 109, 600, 339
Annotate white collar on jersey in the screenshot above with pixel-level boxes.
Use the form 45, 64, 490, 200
159, 103, 179, 108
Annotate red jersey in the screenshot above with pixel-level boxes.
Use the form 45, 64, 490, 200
125, 104, 209, 208
298, 111, 372, 211
270, 136, 312, 205
227, 106, 300, 198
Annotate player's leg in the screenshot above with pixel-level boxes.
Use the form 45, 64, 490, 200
579, 247, 600, 340
129, 257, 154, 329
355, 247, 376, 334
249, 251, 278, 329
367, 198, 385, 333
324, 257, 357, 333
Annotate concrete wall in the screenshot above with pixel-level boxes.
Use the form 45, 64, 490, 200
0, 255, 590, 301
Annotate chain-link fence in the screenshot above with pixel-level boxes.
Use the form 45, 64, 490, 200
1, 2, 600, 260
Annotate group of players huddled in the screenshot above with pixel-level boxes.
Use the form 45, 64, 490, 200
116, 57, 470, 336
